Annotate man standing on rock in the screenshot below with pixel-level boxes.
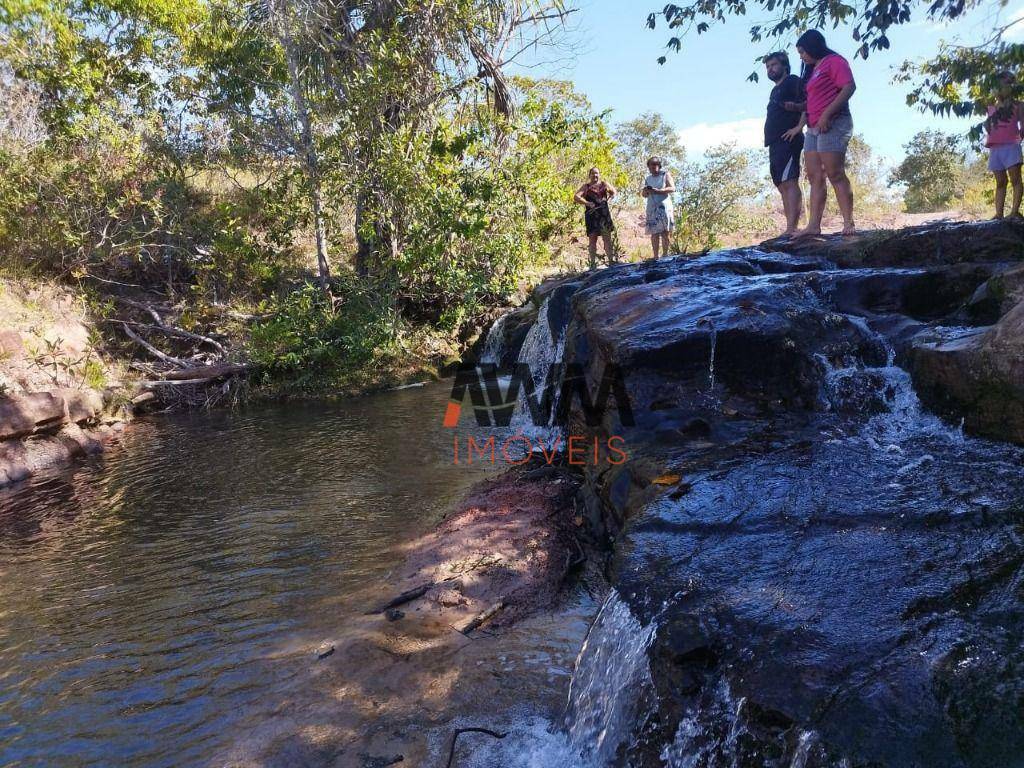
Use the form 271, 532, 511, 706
763, 52, 805, 236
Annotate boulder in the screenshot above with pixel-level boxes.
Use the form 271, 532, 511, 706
57, 388, 104, 424
0, 388, 104, 441
910, 301, 1024, 444
964, 262, 1024, 324
0, 392, 66, 440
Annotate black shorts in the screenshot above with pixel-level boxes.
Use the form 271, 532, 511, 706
584, 201, 614, 236
769, 135, 803, 185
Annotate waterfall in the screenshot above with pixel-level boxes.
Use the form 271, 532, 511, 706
479, 312, 510, 365
697, 316, 717, 390
509, 297, 566, 446
563, 591, 658, 763
817, 315, 966, 444
708, 324, 717, 390
452, 590, 658, 768
789, 731, 821, 768
658, 680, 742, 768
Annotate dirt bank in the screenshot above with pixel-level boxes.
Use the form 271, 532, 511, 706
0, 279, 132, 486
222, 459, 603, 768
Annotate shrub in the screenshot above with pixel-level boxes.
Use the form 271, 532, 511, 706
673, 144, 768, 253
248, 279, 400, 391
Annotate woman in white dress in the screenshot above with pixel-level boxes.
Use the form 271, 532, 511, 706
642, 156, 676, 258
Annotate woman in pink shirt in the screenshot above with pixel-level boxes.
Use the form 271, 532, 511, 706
784, 30, 857, 237
986, 71, 1023, 219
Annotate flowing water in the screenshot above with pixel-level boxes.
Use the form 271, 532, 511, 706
457, 258, 1024, 767
0, 384, 499, 767
510, 296, 566, 445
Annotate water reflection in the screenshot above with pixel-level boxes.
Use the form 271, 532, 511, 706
0, 384, 495, 767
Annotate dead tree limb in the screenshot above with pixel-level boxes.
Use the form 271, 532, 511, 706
112, 297, 226, 355
112, 296, 164, 323
121, 320, 226, 356
366, 582, 433, 614
162, 362, 250, 381
113, 321, 189, 367
458, 600, 505, 635
139, 378, 219, 388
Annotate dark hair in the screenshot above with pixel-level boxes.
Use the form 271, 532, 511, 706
796, 30, 835, 60
796, 29, 838, 80
764, 51, 790, 75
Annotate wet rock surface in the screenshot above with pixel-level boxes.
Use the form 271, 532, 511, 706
503, 220, 1024, 766
910, 307, 1024, 445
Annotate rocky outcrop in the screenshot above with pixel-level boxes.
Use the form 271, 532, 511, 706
776, 217, 1024, 268
910, 302, 1024, 443
0, 279, 130, 487
0, 388, 123, 486
498, 219, 1024, 766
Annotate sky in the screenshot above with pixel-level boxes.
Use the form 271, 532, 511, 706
511, 0, 1024, 166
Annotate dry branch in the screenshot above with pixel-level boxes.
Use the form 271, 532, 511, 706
444, 727, 508, 768
139, 378, 221, 388
113, 297, 227, 355
458, 600, 505, 635
366, 582, 434, 614
112, 321, 190, 367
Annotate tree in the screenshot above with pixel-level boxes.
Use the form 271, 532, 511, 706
0, 0, 203, 131
673, 143, 765, 253
832, 134, 898, 217
0, 63, 46, 155
643, 0, 1016, 129
613, 111, 685, 179
889, 131, 967, 213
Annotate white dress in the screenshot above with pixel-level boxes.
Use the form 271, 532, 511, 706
644, 172, 674, 236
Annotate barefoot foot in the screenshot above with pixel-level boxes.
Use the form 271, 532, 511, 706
794, 227, 822, 239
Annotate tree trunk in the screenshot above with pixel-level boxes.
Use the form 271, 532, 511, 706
276, 4, 331, 292
354, 191, 372, 277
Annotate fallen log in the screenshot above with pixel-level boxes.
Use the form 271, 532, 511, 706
366, 582, 433, 614
458, 600, 505, 635
162, 362, 250, 381
130, 391, 158, 407
139, 378, 220, 388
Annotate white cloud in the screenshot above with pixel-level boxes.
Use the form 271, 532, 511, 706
678, 118, 763, 155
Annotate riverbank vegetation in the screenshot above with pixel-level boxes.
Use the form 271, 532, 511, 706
0, 0, 1010, 401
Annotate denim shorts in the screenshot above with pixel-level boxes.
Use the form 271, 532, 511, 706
805, 113, 853, 154
988, 143, 1023, 172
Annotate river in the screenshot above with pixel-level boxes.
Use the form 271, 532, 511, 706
0, 385, 510, 766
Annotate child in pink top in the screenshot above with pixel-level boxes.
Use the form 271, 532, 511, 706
987, 71, 1023, 219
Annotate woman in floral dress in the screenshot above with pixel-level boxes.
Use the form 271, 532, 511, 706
642, 156, 675, 258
